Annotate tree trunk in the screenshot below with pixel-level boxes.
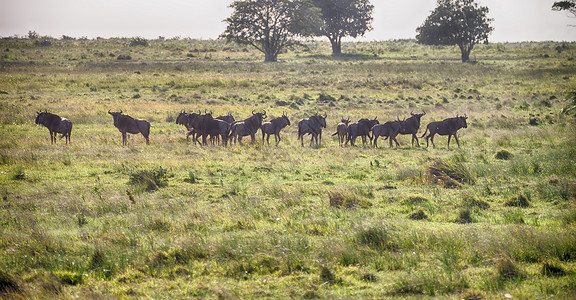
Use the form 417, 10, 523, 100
264, 48, 277, 62
329, 35, 342, 55
458, 42, 473, 63
331, 40, 342, 55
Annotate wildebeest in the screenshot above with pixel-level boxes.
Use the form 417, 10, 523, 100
176, 110, 197, 142
297, 113, 327, 147
397, 111, 426, 147
190, 112, 231, 146
108, 110, 150, 145
35, 110, 72, 144
229, 110, 266, 145
421, 115, 468, 149
372, 120, 403, 148
216, 113, 235, 124
261, 113, 291, 146
343, 117, 379, 147
331, 117, 350, 145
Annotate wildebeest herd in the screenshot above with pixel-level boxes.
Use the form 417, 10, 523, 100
34, 109, 468, 149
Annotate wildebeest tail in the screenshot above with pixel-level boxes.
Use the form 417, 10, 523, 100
331, 131, 338, 136
420, 126, 429, 138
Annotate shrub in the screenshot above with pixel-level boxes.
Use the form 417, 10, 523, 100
117, 54, 132, 60
129, 37, 149, 47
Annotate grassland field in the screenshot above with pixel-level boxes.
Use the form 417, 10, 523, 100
0, 37, 576, 299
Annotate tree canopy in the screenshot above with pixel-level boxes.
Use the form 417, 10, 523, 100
416, 0, 493, 63
312, 0, 374, 55
221, 0, 320, 62
553, 0, 576, 18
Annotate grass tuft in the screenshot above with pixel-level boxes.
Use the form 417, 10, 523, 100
494, 149, 513, 160
504, 194, 530, 208
428, 159, 475, 188
128, 166, 169, 192
540, 261, 566, 277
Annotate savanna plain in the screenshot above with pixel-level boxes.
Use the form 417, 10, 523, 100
1, 38, 576, 299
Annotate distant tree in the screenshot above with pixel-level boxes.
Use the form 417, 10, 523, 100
553, 1, 576, 19
312, 0, 374, 55
221, 0, 320, 62
416, 0, 493, 63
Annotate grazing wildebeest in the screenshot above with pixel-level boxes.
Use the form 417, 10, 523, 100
372, 120, 403, 148
108, 110, 150, 145
397, 111, 426, 147
176, 110, 198, 142
421, 115, 468, 149
189, 112, 231, 146
261, 112, 291, 146
343, 117, 379, 147
229, 110, 266, 145
35, 110, 72, 144
331, 117, 350, 145
297, 113, 327, 147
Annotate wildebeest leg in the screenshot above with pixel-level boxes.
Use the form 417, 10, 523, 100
430, 134, 436, 148
373, 135, 378, 148
454, 133, 461, 148
275, 133, 280, 146
142, 132, 150, 145
413, 134, 420, 147
122, 132, 127, 145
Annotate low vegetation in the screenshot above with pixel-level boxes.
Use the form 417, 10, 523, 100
0, 37, 575, 298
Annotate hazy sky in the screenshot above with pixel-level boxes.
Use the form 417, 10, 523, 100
1, 0, 574, 42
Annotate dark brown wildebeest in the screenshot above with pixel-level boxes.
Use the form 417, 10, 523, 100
397, 111, 426, 147
176, 110, 198, 142
372, 120, 403, 148
108, 110, 150, 145
297, 113, 327, 147
35, 110, 72, 144
343, 117, 379, 147
216, 113, 235, 124
421, 115, 468, 149
261, 112, 291, 146
229, 110, 267, 145
188, 112, 231, 146
331, 117, 350, 145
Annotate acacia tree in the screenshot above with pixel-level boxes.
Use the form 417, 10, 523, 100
416, 0, 493, 63
553, 1, 576, 18
221, 0, 319, 62
312, 0, 374, 55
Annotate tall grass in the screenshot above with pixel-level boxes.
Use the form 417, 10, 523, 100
0, 38, 575, 298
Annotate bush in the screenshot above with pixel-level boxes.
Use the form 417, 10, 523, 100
409, 209, 428, 220
117, 54, 132, 60
129, 37, 149, 47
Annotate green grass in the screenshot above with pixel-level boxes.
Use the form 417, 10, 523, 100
0, 37, 575, 298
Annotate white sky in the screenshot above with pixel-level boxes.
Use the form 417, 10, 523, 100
0, 0, 574, 42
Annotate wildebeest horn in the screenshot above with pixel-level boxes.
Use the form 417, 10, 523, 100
262, 110, 266, 116
464, 114, 467, 118
108, 109, 112, 114
323, 112, 327, 118
119, 109, 123, 114
252, 110, 256, 115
